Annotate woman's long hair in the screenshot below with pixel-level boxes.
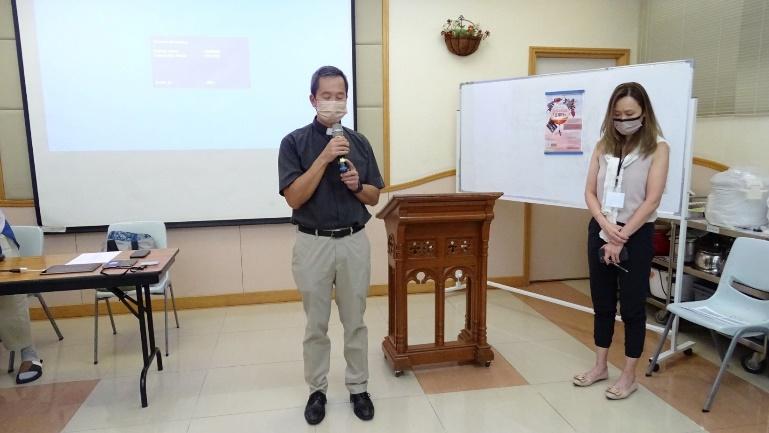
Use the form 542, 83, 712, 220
597, 82, 663, 158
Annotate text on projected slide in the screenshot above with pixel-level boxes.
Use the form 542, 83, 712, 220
152, 37, 250, 89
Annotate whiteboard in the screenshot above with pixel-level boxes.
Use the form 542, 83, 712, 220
458, 61, 694, 218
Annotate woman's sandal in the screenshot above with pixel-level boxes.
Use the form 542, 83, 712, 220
572, 371, 608, 387
16, 360, 43, 385
605, 382, 638, 400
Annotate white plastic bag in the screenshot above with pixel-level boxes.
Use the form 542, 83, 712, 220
705, 167, 769, 229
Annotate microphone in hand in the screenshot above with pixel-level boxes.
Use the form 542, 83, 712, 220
331, 123, 348, 173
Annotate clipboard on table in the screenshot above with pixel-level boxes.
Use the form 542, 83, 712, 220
41, 263, 101, 275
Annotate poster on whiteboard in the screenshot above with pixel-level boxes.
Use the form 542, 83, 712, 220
544, 89, 584, 155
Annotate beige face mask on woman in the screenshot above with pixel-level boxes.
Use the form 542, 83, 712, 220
315, 100, 348, 124
613, 115, 643, 136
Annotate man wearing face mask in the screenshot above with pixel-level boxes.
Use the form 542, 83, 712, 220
278, 66, 384, 425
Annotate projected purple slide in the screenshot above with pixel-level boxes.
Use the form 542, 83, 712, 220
151, 37, 250, 88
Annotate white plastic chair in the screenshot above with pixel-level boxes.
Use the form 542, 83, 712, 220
646, 237, 769, 412
6, 226, 63, 373
93, 221, 179, 364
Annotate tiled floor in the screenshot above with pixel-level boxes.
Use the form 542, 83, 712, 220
1, 283, 767, 433
563, 279, 769, 394
413, 348, 528, 394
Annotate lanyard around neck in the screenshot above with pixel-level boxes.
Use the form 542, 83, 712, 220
614, 144, 625, 188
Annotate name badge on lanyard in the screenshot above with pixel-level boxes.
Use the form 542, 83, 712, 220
605, 190, 626, 208
606, 148, 626, 209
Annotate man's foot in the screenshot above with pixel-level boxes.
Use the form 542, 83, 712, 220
15, 360, 43, 385
350, 392, 374, 421
304, 391, 326, 425
572, 365, 608, 387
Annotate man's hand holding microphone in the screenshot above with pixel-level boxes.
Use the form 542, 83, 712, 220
318, 123, 361, 193
319, 123, 349, 166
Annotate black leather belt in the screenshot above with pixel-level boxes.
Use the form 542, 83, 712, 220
297, 224, 364, 238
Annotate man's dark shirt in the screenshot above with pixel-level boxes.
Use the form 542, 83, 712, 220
278, 118, 385, 229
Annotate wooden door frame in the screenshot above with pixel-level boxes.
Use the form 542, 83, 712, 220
523, 46, 630, 284
527, 46, 631, 75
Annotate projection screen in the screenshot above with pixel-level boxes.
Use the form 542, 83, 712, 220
14, 0, 356, 228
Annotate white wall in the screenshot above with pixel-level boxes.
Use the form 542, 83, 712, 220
694, 116, 769, 171
388, 0, 641, 184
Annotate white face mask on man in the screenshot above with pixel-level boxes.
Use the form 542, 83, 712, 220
315, 100, 348, 124
613, 115, 643, 136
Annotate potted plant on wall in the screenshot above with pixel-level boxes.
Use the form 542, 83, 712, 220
441, 15, 490, 56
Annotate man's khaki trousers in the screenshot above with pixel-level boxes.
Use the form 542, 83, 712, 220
292, 229, 370, 394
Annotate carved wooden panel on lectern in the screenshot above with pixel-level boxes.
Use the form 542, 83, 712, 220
376, 193, 502, 374
446, 238, 473, 256
407, 240, 437, 258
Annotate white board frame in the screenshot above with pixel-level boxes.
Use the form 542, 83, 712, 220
458, 60, 694, 220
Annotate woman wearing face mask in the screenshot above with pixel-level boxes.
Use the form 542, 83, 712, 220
573, 82, 669, 400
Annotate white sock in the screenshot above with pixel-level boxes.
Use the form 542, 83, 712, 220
21, 346, 39, 362
17, 347, 42, 382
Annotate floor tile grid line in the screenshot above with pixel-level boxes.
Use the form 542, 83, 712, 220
203, 350, 384, 372
63, 372, 209, 433
425, 399, 449, 433
189, 368, 211, 424
186, 407, 317, 431
192, 382, 428, 419
90, 326, 221, 380
521, 282, 768, 432
198, 315, 225, 372
71, 420, 194, 433
194, 329, 303, 419
491, 333, 584, 345
536, 389, 580, 433
220, 316, 306, 333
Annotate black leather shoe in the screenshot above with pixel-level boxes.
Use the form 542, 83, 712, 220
304, 391, 327, 425
350, 392, 374, 421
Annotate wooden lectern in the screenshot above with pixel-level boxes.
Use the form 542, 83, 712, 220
376, 192, 502, 375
